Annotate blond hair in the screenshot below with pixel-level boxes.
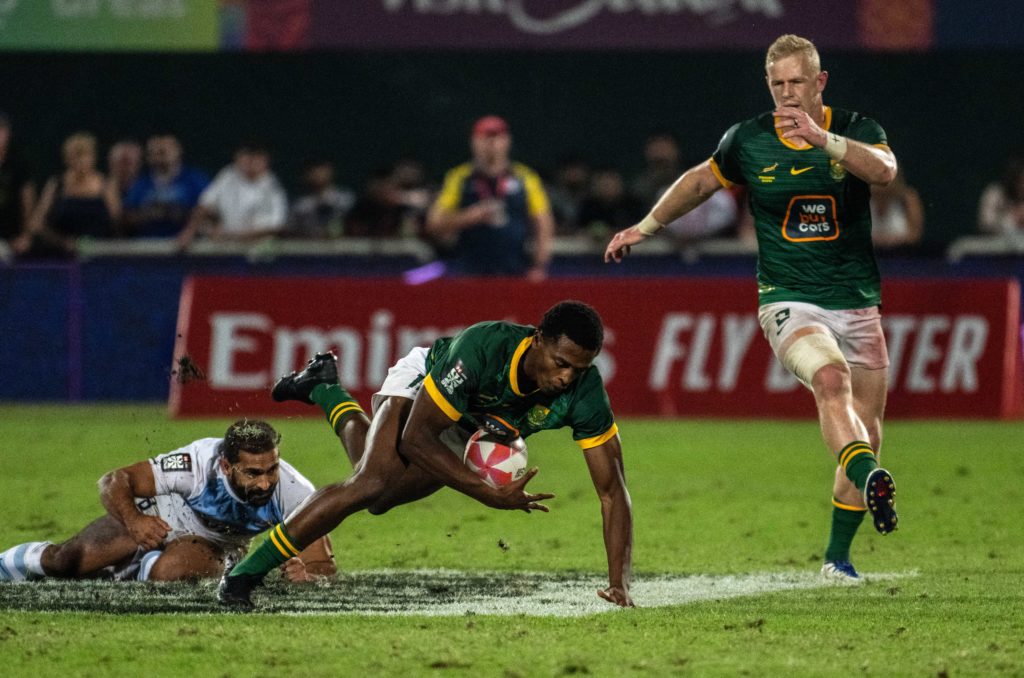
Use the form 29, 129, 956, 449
62, 132, 97, 161
765, 34, 821, 73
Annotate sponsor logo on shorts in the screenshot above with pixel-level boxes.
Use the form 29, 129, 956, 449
774, 308, 791, 335
161, 453, 192, 473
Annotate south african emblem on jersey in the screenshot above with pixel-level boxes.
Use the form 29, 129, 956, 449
829, 159, 847, 181
527, 405, 551, 427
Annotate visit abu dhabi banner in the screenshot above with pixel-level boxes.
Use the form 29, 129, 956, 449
305, 0, 863, 50
233, 0, 935, 51
0, 0, 218, 51
170, 277, 1022, 419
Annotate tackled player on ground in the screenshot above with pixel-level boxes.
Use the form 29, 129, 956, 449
0, 420, 335, 584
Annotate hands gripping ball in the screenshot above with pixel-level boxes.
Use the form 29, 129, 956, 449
464, 430, 528, 488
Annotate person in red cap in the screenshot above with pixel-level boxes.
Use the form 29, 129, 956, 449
426, 115, 554, 280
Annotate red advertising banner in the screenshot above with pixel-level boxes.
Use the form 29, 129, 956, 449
170, 277, 1022, 419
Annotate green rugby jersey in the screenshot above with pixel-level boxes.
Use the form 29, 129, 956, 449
421, 321, 618, 450
710, 106, 888, 309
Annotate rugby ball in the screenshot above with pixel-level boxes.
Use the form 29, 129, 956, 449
464, 430, 528, 488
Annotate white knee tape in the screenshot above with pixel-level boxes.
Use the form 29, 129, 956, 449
782, 332, 847, 384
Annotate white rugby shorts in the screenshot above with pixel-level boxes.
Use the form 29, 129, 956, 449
135, 493, 251, 555
758, 302, 889, 374
372, 346, 469, 458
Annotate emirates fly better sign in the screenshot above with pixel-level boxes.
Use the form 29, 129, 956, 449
170, 277, 1022, 419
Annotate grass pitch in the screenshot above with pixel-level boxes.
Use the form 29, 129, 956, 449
1, 405, 1022, 676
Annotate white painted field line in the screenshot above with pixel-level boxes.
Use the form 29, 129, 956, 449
281, 569, 918, 618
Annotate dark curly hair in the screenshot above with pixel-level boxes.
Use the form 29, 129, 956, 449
538, 300, 604, 353
221, 419, 281, 463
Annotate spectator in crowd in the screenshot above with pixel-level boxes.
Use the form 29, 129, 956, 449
108, 140, 143, 201
977, 157, 1024, 235
630, 132, 682, 206
546, 156, 591, 234
123, 133, 210, 238
390, 157, 433, 236
426, 115, 554, 280
177, 141, 287, 248
345, 157, 431, 239
870, 170, 924, 252
390, 158, 432, 212
344, 165, 412, 238
0, 112, 36, 252
18, 132, 120, 256
287, 158, 355, 238
576, 167, 645, 240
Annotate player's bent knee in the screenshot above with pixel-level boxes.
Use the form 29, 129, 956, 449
148, 568, 198, 582
782, 332, 847, 386
366, 500, 393, 516
149, 548, 224, 581
813, 362, 853, 399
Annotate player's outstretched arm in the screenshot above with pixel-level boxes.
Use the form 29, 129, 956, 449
583, 436, 634, 607
98, 461, 170, 551
604, 160, 723, 263
401, 390, 554, 512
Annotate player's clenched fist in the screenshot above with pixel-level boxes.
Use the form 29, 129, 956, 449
125, 514, 170, 550
280, 557, 316, 583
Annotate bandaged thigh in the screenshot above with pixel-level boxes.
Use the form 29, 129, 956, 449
781, 331, 848, 385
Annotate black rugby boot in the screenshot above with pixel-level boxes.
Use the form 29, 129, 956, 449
271, 352, 339, 404
217, 572, 264, 611
864, 468, 898, 535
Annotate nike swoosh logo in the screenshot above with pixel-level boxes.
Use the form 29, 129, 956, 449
790, 166, 813, 175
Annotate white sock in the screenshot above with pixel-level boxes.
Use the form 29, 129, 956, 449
137, 550, 163, 581
0, 541, 50, 581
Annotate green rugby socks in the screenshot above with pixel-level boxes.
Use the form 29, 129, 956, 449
824, 500, 867, 562
311, 383, 364, 433
838, 441, 877, 491
229, 524, 301, 578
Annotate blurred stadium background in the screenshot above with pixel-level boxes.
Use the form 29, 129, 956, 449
1, 0, 1023, 412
